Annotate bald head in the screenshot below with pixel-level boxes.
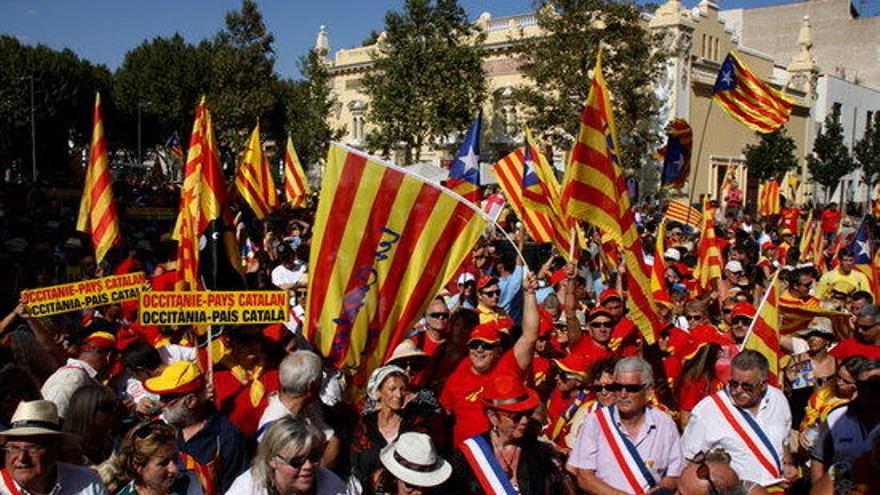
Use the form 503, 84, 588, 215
677, 461, 744, 495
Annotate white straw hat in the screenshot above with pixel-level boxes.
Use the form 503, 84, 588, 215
1, 400, 65, 437
379, 432, 452, 487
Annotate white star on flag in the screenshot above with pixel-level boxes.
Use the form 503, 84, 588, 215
460, 145, 478, 172
721, 70, 734, 86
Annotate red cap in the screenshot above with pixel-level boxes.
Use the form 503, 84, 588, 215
761, 242, 776, 252
599, 288, 622, 304
262, 323, 287, 345
671, 262, 692, 278
468, 321, 504, 344
731, 302, 757, 320
553, 353, 591, 381
588, 306, 615, 321
537, 308, 555, 338
548, 269, 567, 287
82, 331, 116, 351
476, 275, 499, 291
482, 375, 541, 412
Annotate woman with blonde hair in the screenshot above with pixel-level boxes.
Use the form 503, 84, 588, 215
225, 416, 348, 495
98, 420, 202, 495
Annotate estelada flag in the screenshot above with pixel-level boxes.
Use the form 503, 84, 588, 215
446, 113, 482, 203
493, 147, 582, 261
77, 92, 121, 264
659, 119, 693, 189
306, 144, 488, 378
741, 277, 781, 384
283, 135, 311, 207
713, 52, 794, 133
560, 47, 663, 344
235, 122, 278, 219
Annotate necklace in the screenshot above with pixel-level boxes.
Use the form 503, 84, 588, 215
490, 431, 521, 477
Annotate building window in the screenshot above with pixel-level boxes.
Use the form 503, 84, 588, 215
714, 38, 720, 61
701, 34, 707, 58
832, 102, 842, 117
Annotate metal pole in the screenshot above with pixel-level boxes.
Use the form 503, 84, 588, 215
29, 76, 36, 182
137, 101, 142, 165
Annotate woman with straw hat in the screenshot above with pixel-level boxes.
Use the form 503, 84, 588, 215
375, 432, 451, 495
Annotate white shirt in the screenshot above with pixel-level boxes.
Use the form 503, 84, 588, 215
0, 462, 108, 495
257, 395, 334, 442
41, 359, 99, 419
271, 261, 306, 289
224, 466, 349, 495
681, 387, 791, 486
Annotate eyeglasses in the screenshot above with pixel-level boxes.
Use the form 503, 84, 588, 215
732, 317, 750, 326
428, 312, 450, 320
590, 321, 613, 329
459, 281, 475, 288
481, 289, 501, 297
727, 379, 764, 394
686, 314, 703, 321
607, 383, 647, 393
468, 341, 499, 351
159, 392, 191, 407
274, 450, 322, 470
495, 409, 534, 422
588, 384, 614, 393
133, 420, 166, 440
2, 444, 47, 456
722, 308, 734, 315
692, 452, 720, 495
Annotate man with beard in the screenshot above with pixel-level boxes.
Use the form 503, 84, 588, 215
681, 350, 796, 490
568, 357, 682, 494
0, 400, 106, 494
145, 361, 248, 495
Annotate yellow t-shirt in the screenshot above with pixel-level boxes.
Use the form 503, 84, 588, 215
815, 268, 871, 300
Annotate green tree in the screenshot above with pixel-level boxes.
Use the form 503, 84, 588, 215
113, 34, 211, 153
512, 0, 666, 169
208, 0, 278, 163
363, 0, 487, 164
855, 112, 880, 207
807, 107, 856, 201
744, 128, 798, 182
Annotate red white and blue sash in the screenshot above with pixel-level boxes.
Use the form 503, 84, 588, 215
709, 392, 781, 478
460, 435, 519, 495
0, 469, 23, 495
594, 406, 657, 494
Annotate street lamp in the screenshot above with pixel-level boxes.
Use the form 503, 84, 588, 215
20, 75, 36, 182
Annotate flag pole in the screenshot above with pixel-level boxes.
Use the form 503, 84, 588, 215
739, 271, 780, 351
684, 100, 715, 228
206, 324, 214, 384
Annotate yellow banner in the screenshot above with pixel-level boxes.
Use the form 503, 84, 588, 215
21, 272, 147, 317
126, 207, 177, 219
138, 291, 288, 326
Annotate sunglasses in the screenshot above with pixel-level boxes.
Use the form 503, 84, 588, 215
732, 317, 750, 326
728, 379, 763, 394
459, 281, 475, 288
686, 314, 703, 321
722, 308, 734, 314
590, 321, 613, 329
468, 341, 499, 351
607, 383, 647, 393
481, 289, 501, 297
133, 420, 165, 440
495, 409, 534, 422
428, 312, 450, 320
692, 451, 720, 495
274, 450, 322, 470
588, 384, 614, 393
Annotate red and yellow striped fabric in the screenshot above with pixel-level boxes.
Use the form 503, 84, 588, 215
235, 122, 278, 219
306, 144, 488, 378
712, 53, 794, 134
559, 48, 662, 345
76, 93, 121, 263
778, 292, 847, 335
695, 201, 723, 291
284, 136, 311, 207
651, 221, 672, 308
664, 200, 701, 230
742, 281, 781, 384
493, 147, 580, 260
758, 179, 781, 217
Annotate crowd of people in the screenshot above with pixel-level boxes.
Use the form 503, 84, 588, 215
1, 176, 879, 495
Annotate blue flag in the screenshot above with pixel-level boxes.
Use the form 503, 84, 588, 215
448, 113, 482, 187
847, 219, 871, 265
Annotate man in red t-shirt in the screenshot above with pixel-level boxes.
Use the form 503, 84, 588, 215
779, 203, 801, 235
820, 203, 843, 239
440, 273, 539, 446
831, 304, 880, 360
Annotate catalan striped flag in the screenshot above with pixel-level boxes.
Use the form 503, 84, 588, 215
283, 136, 310, 207
741, 278, 781, 384
778, 292, 847, 335
712, 53, 794, 133
695, 200, 723, 291
174, 97, 244, 291
651, 221, 672, 308
521, 137, 554, 216
76, 93, 121, 264
235, 122, 278, 219
659, 119, 693, 189
798, 210, 815, 261
306, 144, 488, 379
446, 113, 482, 203
559, 48, 663, 344
758, 179, 781, 217
493, 148, 581, 260
664, 200, 701, 230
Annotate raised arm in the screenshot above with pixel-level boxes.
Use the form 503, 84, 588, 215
514, 271, 539, 370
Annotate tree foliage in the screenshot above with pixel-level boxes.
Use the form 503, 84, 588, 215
855, 112, 880, 195
363, 0, 487, 164
744, 128, 798, 182
807, 107, 856, 199
512, 0, 666, 169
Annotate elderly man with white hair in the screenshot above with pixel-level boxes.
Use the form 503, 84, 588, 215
257, 350, 340, 468
568, 357, 683, 494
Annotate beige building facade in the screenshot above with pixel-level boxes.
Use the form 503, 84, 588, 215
320, 0, 846, 204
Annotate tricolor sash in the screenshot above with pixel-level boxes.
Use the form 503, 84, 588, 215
0, 469, 22, 495
709, 392, 782, 479
460, 434, 519, 495
549, 391, 590, 441
594, 406, 657, 494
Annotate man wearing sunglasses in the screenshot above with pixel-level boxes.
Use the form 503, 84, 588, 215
441, 273, 540, 447
830, 303, 880, 360
681, 351, 795, 489
569, 307, 616, 363
569, 357, 682, 494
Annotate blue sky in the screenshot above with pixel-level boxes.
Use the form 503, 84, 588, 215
2, 0, 868, 79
